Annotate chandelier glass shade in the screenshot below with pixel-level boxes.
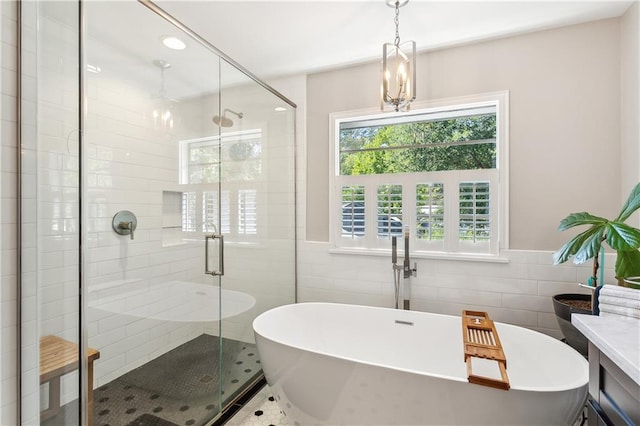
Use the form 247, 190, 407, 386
152, 98, 174, 130
381, 0, 416, 112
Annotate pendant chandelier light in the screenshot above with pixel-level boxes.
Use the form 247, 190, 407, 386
152, 59, 176, 131
381, 0, 416, 112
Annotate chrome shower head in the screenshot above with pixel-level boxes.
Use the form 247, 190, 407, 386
212, 115, 234, 127
213, 108, 243, 127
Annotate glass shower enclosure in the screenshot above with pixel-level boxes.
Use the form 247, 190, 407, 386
19, 1, 296, 425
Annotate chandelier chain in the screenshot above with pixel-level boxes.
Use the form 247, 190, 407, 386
394, 1, 401, 47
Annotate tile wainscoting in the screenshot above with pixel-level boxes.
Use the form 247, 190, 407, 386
297, 242, 611, 339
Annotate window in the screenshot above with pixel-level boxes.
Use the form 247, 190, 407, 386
179, 130, 262, 185
330, 92, 508, 256
178, 130, 262, 239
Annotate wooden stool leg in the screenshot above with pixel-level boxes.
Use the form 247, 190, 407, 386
40, 376, 61, 421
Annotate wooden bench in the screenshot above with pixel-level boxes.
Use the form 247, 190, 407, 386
40, 335, 100, 425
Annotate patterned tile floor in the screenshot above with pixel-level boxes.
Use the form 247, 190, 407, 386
227, 385, 589, 426
225, 386, 290, 426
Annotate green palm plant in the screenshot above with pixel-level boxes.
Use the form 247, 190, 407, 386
553, 182, 640, 286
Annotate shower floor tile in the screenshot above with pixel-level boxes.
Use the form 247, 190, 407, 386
42, 334, 261, 426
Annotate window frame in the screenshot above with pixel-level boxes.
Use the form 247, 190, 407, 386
328, 91, 509, 259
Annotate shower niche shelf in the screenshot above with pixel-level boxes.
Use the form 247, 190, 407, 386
162, 190, 186, 247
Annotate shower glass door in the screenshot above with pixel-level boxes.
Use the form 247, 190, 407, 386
82, 1, 296, 425
83, 2, 228, 425
214, 59, 296, 407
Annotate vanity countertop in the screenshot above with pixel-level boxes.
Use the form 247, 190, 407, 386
572, 313, 640, 385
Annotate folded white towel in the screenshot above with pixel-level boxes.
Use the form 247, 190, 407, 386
597, 285, 640, 319
598, 295, 640, 310
599, 284, 640, 301
599, 303, 640, 319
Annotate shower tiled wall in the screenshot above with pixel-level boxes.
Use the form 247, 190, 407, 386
83, 66, 297, 382
83, 61, 211, 388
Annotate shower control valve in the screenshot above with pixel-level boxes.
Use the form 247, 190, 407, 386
118, 221, 135, 240
112, 210, 137, 240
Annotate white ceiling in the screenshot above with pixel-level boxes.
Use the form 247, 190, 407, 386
154, 0, 634, 80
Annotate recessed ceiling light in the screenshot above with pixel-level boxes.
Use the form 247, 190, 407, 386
161, 36, 186, 50
275, 107, 287, 112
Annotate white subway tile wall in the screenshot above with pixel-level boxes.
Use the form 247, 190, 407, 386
297, 242, 605, 339
82, 73, 296, 386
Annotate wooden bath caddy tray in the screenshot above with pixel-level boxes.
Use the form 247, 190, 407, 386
462, 310, 510, 390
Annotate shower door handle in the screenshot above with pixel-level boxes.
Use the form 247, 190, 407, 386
205, 234, 224, 276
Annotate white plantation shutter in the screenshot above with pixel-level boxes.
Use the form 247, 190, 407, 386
377, 184, 403, 239
459, 182, 490, 243
238, 189, 257, 235
202, 191, 217, 233
416, 183, 444, 242
220, 191, 231, 234
182, 192, 196, 232
341, 185, 365, 239
202, 190, 231, 234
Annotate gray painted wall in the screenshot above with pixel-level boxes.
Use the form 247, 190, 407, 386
306, 18, 630, 250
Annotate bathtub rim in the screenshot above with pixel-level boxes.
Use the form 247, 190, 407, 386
253, 301, 589, 393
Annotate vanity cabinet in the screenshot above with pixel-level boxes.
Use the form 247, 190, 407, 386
572, 314, 640, 426
586, 341, 639, 425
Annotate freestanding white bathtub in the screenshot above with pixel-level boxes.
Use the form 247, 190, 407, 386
253, 302, 589, 425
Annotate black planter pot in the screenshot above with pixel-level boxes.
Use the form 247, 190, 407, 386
552, 293, 593, 357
